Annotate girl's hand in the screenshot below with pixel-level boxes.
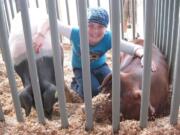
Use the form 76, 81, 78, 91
33, 32, 45, 53
136, 48, 157, 72
135, 47, 144, 58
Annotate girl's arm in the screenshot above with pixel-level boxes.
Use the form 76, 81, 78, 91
120, 40, 143, 58
120, 40, 156, 71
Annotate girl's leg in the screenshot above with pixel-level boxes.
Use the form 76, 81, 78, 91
71, 68, 84, 97
71, 68, 101, 98
93, 63, 111, 84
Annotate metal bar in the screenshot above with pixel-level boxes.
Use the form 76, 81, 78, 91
76, 0, 79, 25
120, 0, 124, 39
170, 15, 180, 125
158, 0, 165, 50
109, 0, 112, 30
47, 0, 69, 128
169, 0, 180, 79
0, 0, 24, 122
111, 0, 121, 132
4, 0, 10, 30
132, 0, 136, 39
143, 0, 145, 36
162, 0, 169, 54
65, 0, 70, 25
165, 0, 174, 64
77, 0, 93, 131
56, 0, 60, 19
19, 0, 45, 123
36, 0, 39, 8
56, 0, 63, 43
140, 0, 155, 128
27, 0, 29, 8
97, 0, 100, 7
0, 102, 5, 121
87, 0, 89, 8
9, 0, 15, 18
15, 0, 20, 12
156, 0, 162, 48
155, 0, 161, 47
154, 0, 158, 45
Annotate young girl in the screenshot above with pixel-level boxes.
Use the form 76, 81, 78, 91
33, 7, 153, 98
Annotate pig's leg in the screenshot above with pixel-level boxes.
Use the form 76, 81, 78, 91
41, 81, 57, 119
148, 103, 156, 120
19, 85, 33, 116
14, 60, 34, 116
36, 57, 57, 119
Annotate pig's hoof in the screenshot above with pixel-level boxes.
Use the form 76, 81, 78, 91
19, 91, 33, 116
148, 114, 156, 121
44, 110, 53, 120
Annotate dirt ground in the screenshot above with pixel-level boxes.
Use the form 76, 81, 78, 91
0, 45, 180, 135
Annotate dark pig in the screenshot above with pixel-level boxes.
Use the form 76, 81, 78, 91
9, 8, 70, 119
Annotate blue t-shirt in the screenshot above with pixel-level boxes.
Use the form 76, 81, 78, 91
70, 27, 112, 69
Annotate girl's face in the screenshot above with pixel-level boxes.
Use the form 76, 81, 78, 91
88, 22, 106, 45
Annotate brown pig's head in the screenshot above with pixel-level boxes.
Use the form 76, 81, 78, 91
99, 72, 155, 121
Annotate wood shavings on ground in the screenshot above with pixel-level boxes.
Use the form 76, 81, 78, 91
0, 46, 180, 135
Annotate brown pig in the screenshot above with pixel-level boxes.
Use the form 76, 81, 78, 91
99, 39, 169, 120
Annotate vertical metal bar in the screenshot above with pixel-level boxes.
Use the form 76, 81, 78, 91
0, 102, 5, 121
19, 0, 45, 123
170, 15, 180, 125
143, 0, 146, 36
110, 0, 121, 132
109, 0, 112, 29
47, 0, 68, 128
65, 0, 70, 25
169, 0, 179, 79
140, 0, 155, 128
154, 0, 158, 45
56, 0, 63, 43
56, 0, 60, 19
4, 0, 10, 30
120, 0, 124, 39
27, 0, 29, 8
87, 0, 89, 8
155, 0, 161, 47
132, 0, 136, 39
97, 0, 100, 7
36, 0, 39, 8
76, 0, 79, 25
15, 0, 20, 13
0, 0, 24, 122
165, 0, 174, 63
9, 0, 15, 18
157, 0, 163, 48
158, 0, 165, 50
77, 0, 93, 131
162, 0, 169, 54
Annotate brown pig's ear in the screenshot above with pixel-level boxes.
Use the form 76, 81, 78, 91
120, 72, 130, 80
98, 73, 112, 92
101, 73, 112, 87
